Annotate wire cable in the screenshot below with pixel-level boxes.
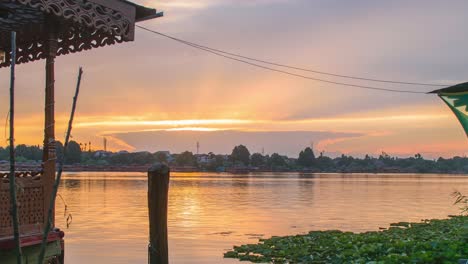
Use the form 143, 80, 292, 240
137, 25, 448, 91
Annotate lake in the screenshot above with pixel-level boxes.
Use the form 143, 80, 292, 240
54, 172, 468, 263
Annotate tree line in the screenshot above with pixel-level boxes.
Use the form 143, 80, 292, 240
1, 143, 468, 173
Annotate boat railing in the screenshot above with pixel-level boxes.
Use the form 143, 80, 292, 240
0, 170, 44, 239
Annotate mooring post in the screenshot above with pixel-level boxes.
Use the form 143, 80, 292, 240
148, 163, 170, 264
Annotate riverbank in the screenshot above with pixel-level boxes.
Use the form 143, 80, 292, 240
0, 163, 199, 173
224, 216, 468, 263
3, 163, 468, 174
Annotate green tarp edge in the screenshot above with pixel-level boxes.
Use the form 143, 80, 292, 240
440, 93, 468, 137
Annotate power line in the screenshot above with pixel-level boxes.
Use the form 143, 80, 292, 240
137, 25, 447, 93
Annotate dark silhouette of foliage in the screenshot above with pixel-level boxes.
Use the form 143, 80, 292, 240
230, 145, 250, 166
269, 153, 287, 168
206, 154, 225, 171
298, 147, 315, 167
250, 153, 266, 167
15, 144, 42, 161
154, 151, 168, 163
65, 141, 82, 164
2, 144, 468, 174
175, 151, 197, 166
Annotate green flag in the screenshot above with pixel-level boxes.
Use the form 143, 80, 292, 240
439, 92, 468, 136
430, 82, 468, 137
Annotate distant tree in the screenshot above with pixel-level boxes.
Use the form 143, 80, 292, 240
154, 151, 168, 163
0, 147, 7, 160
269, 153, 287, 168
175, 151, 197, 166
230, 145, 250, 166
65, 141, 82, 164
13, 144, 42, 161
108, 153, 129, 165
316, 155, 334, 171
206, 154, 225, 171
251, 153, 265, 167
379, 152, 391, 160
56, 141, 64, 163
298, 147, 315, 167
131, 151, 156, 165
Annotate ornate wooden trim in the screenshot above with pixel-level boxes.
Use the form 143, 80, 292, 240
0, 0, 142, 67
15, 0, 133, 38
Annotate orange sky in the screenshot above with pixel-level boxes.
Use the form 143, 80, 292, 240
1, 0, 468, 158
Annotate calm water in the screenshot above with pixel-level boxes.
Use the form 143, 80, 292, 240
55, 172, 468, 264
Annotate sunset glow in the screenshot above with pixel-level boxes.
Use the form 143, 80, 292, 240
1, 0, 468, 158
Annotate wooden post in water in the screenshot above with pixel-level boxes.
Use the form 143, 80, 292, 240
148, 163, 170, 264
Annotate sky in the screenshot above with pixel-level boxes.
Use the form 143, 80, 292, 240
1, 0, 468, 158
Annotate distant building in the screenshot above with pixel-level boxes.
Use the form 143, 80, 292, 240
196, 154, 211, 164
93, 150, 113, 158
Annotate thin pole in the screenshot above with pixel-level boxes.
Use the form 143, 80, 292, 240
38, 67, 83, 264
8, 31, 23, 264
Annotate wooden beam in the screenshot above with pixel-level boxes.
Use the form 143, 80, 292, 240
43, 16, 58, 229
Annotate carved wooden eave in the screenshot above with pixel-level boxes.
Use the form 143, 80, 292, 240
0, 0, 163, 67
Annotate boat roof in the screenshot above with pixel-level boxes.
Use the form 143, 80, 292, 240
0, 0, 163, 67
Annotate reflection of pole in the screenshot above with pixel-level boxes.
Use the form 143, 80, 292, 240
9, 31, 23, 264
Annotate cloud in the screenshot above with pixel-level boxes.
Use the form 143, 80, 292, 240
2, 0, 468, 158
109, 130, 362, 157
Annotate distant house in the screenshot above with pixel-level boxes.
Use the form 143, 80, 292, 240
93, 150, 112, 158
196, 154, 211, 164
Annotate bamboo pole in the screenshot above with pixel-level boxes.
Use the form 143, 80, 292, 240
8, 31, 23, 264
38, 67, 83, 264
148, 163, 170, 264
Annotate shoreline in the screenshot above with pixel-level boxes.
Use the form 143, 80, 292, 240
1, 163, 468, 175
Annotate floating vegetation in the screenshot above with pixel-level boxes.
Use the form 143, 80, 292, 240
224, 216, 468, 263
210, 231, 234, 236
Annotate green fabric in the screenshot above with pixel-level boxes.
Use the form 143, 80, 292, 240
429, 82, 468, 94
440, 92, 468, 136
0, 241, 62, 264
